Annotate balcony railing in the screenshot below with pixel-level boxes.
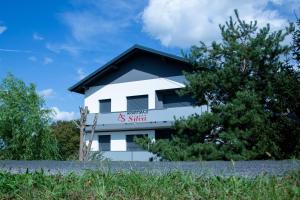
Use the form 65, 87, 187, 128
86, 105, 208, 128
101, 151, 155, 161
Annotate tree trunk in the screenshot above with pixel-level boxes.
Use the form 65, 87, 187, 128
79, 106, 88, 161
84, 113, 98, 161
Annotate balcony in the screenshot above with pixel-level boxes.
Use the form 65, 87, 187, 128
86, 105, 208, 131
101, 151, 155, 161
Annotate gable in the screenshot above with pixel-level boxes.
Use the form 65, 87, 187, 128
69, 45, 191, 94
87, 52, 189, 87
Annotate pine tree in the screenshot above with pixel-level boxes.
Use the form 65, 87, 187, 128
293, 18, 300, 68
141, 10, 300, 160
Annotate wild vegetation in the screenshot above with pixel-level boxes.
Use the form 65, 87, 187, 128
0, 74, 59, 160
0, 74, 80, 160
138, 11, 300, 161
0, 170, 299, 199
51, 120, 79, 160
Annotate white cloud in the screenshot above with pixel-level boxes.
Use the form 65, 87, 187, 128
60, 0, 144, 43
33, 32, 44, 40
0, 26, 7, 34
142, 0, 289, 48
46, 43, 80, 55
270, 0, 283, 4
42, 1, 144, 56
62, 12, 115, 43
0, 48, 31, 53
77, 68, 87, 80
52, 107, 77, 121
39, 88, 55, 98
43, 57, 53, 64
28, 56, 37, 62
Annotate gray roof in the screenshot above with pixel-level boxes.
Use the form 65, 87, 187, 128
69, 44, 189, 94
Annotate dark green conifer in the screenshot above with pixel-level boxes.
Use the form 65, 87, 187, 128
139, 10, 300, 160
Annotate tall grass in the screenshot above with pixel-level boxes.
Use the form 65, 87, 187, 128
0, 170, 299, 199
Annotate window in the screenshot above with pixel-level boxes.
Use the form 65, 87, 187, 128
98, 135, 111, 151
126, 134, 148, 151
162, 93, 194, 108
99, 99, 111, 113
127, 95, 148, 111
156, 89, 195, 109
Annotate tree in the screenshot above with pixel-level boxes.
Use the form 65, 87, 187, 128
51, 120, 79, 160
141, 10, 300, 160
0, 74, 59, 160
293, 18, 300, 68
78, 107, 98, 161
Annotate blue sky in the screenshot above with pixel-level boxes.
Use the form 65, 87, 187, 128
0, 0, 299, 120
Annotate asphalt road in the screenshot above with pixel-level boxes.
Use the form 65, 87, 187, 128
0, 160, 299, 177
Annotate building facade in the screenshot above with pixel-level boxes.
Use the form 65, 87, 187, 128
69, 45, 207, 161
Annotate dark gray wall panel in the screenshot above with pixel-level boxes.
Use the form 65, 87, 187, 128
87, 53, 190, 87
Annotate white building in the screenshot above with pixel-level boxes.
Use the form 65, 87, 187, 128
69, 45, 207, 161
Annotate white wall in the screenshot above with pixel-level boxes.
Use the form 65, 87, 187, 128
84, 77, 185, 152
85, 130, 155, 151
84, 77, 185, 113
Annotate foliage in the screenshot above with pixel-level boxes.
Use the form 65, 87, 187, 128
89, 151, 107, 161
0, 74, 59, 160
141, 10, 300, 160
293, 18, 300, 67
0, 170, 299, 199
51, 120, 79, 160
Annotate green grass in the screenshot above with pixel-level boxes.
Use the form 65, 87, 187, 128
0, 170, 300, 200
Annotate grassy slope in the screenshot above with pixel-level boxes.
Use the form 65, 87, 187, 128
0, 170, 300, 200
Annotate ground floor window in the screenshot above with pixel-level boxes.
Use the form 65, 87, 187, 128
99, 135, 111, 151
126, 134, 147, 151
